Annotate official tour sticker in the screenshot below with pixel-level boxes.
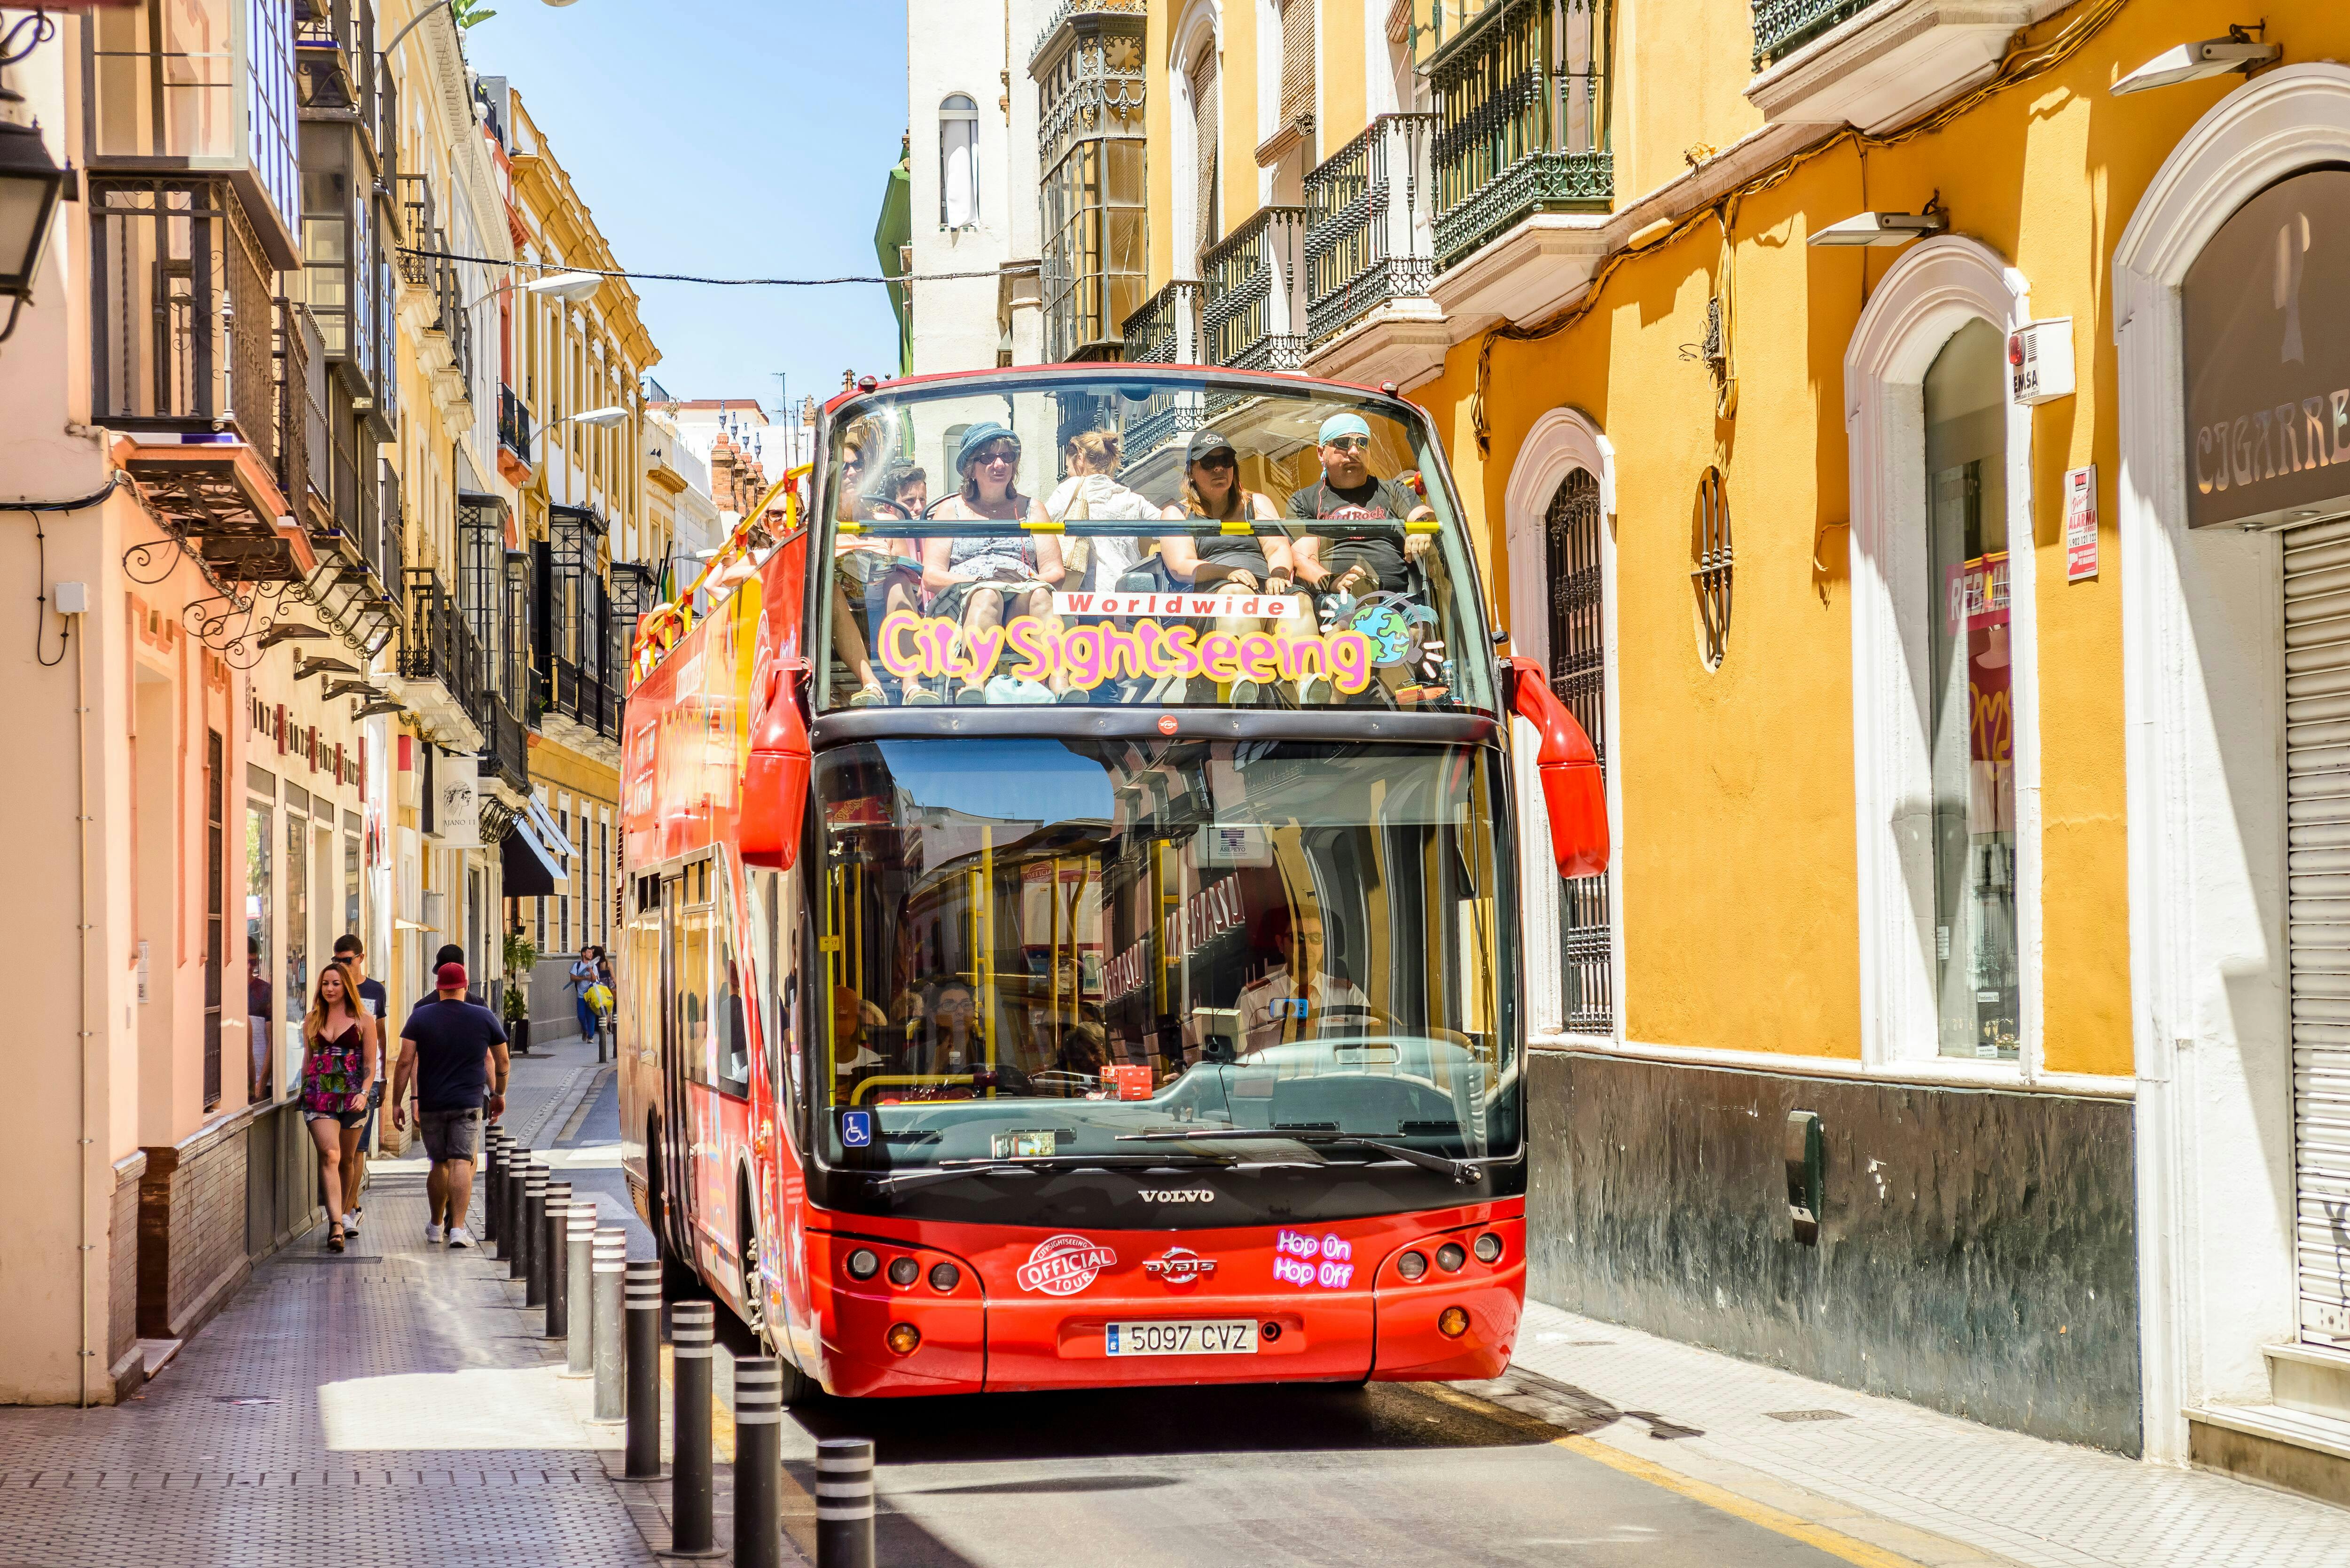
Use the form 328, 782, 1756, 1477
1016, 1233, 1118, 1295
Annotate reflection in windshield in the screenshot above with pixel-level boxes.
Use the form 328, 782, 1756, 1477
816, 375, 1493, 715
814, 739, 1516, 1169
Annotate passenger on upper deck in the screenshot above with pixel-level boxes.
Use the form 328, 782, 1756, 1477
1284, 412, 1437, 596
833, 453, 931, 707
1156, 429, 1327, 706
1045, 430, 1153, 594
921, 423, 1069, 705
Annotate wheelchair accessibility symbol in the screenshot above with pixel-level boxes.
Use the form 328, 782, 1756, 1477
840, 1110, 873, 1148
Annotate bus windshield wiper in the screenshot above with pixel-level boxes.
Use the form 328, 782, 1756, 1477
865, 1150, 1235, 1192
1115, 1128, 1486, 1185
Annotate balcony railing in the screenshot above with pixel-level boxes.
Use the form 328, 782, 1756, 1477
395, 173, 434, 288
548, 657, 620, 741
1304, 112, 1439, 343
1118, 280, 1204, 459
401, 569, 487, 718
1430, 0, 1613, 270
292, 0, 358, 112
479, 698, 529, 792
1751, 0, 1878, 69
1201, 207, 1311, 373
499, 385, 534, 461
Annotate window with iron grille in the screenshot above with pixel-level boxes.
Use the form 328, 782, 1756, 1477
1692, 464, 1731, 669
1279, 0, 1316, 132
1545, 468, 1612, 1034
204, 729, 225, 1110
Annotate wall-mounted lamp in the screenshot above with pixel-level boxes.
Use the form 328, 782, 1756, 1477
1807, 211, 1947, 248
2111, 29, 2279, 95
0, 85, 71, 343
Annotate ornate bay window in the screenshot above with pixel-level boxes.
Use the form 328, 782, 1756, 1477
1032, 1, 1147, 361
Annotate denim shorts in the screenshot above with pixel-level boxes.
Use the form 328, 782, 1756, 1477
419, 1107, 482, 1164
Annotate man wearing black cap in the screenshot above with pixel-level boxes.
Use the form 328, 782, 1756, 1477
391, 959, 509, 1247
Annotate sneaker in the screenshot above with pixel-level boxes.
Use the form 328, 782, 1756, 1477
956, 682, 989, 705
1229, 679, 1261, 706
446, 1227, 473, 1249
344, 1209, 361, 1234
424, 1222, 444, 1244
1056, 686, 1093, 705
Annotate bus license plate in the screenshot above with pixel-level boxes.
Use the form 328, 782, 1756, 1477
1105, 1320, 1258, 1357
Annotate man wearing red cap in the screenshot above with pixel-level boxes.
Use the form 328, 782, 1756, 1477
390, 959, 509, 1246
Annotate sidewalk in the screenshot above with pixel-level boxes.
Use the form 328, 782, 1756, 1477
0, 1032, 671, 1568
1499, 1300, 2350, 1568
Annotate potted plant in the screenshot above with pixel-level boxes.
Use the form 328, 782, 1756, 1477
503, 927, 536, 1055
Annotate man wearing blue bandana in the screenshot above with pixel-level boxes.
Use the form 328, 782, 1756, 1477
1284, 411, 1437, 599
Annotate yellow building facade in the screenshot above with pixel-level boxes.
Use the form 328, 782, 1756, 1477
1097, 0, 2350, 1487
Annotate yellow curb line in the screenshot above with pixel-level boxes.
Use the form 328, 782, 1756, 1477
658, 1342, 737, 1464
1414, 1384, 1934, 1568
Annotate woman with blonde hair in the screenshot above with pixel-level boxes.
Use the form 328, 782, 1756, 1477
300, 958, 377, 1252
1045, 429, 1154, 593
1155, 428, 1328, 705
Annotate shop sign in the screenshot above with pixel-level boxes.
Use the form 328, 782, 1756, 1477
2184, 169, 2350, 528
438, 772, 482, 849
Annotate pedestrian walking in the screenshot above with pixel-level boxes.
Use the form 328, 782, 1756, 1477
298, 958, 377, 1253
415, 942, 486, 1008
331, 934, 389, 1233
570, 946, 602, 1042
391, 960, 509, 1248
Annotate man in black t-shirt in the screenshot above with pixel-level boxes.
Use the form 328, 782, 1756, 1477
1285, 411, 1438, 597
392, 961, 509, 1247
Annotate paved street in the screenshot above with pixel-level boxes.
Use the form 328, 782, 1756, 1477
3, 1032, 2339, 1568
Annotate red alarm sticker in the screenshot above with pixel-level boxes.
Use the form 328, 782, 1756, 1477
1157, 714, 1179, 735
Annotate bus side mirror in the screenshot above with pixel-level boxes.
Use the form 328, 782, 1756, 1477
1503, 656, 1608, 880
741, 657, 810, 871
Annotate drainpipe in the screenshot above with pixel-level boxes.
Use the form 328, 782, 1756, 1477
73, 596, 90, 1408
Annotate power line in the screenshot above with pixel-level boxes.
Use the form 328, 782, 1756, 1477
396, 245, 997, 288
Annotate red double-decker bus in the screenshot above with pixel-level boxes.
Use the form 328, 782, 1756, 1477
617, 365, 1604, 1399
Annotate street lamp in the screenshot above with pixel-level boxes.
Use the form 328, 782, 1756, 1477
0, 83, 71, 343
534, 405, 628, 459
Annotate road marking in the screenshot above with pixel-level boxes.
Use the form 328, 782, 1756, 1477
1413, 1384, 1937, 1568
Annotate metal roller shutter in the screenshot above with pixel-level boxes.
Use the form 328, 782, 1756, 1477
2283, 515, 2350, 1348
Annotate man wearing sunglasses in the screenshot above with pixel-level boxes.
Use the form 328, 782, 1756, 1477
1285, 412, 1437, 601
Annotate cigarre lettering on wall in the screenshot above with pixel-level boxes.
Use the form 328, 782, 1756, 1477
874, 611, 1378, 694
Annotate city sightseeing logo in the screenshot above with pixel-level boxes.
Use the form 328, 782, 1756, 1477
1015, 1234, 1118, 1296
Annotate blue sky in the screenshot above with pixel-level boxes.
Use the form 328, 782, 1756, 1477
469, 0, 908, 416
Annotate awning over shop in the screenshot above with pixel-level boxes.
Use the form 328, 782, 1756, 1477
524, 791, 574, 864
501, 812, 564, 898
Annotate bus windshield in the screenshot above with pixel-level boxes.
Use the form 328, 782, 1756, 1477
814, 738, 1518, 1170
815, 373, 1494, 714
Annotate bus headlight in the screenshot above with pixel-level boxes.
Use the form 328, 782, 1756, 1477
1438, 1306, 1470, 1338
1473, 1232, 1504, 1264
1397, 1249, 1428, 1280
846, 1248, 880, 1280
886, 1322, 922, 1356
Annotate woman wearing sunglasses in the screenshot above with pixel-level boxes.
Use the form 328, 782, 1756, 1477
921, 422, 1069, 704
1155, 429, 1328, 706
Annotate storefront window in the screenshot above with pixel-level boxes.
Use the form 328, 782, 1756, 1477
1923, 319, 2018, 1060
246, 800, 273, 1103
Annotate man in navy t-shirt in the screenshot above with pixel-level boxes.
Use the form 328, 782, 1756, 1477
392, 961, 509, 1247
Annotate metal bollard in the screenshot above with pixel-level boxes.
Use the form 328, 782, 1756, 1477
669, 1300, 719, 1557
591, 1230, 626, 1419
523, 1167, 549, 1303
541, 1183, 573, 1333
562, 1209, 595, 1372
482, 1134, 503, 1250
815, 1436, 876, 1568
733, 1357, 784, 1568
504, 1154, 530, 1279
623, 1260, 664, 1479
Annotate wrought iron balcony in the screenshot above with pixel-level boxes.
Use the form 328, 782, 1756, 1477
395, 174, 435, 289
402, 573, 489, 719
1117, 280, 1204, 459
498, 385, 534, 462
1430, 0, 1613, 270
1304, 113, 1439, 343
1201, 207, 1312, 373
547, 657, 620, 741
478, 698, 530, 793
1751, 0, 1880, 69
292, 0, 359, 113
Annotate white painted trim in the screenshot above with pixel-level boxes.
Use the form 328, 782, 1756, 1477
1169, 0, 1223, 279
2110, 61, 2350, 1468
1842, 236, 2042, 1084
1531, 1034, 2134, 1100
1501, 409, 1622, 1041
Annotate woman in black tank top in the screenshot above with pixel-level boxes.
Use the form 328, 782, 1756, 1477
1152, 432, 1331, 706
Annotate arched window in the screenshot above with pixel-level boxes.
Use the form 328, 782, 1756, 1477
940, 94, 979, 228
